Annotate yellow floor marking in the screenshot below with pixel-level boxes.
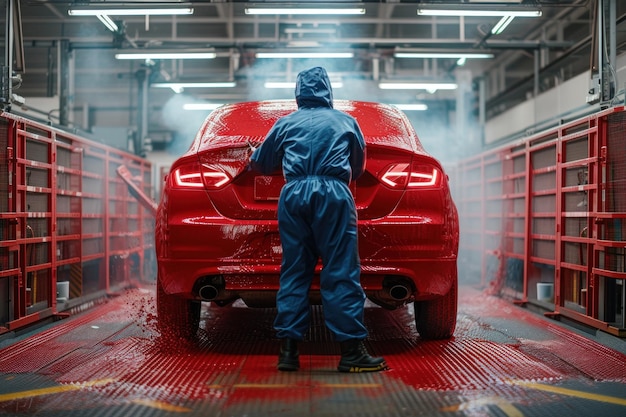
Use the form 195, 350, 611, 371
0, 378, 115, 403
132, 398, 192, 413
207, 383, 381, 389
440, 396, 524, 417
497, 401, 526, 417
512, 380, 626, 407
320, 383, 382, 389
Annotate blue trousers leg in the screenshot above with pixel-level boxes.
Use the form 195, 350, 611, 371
274, 191, 317, 340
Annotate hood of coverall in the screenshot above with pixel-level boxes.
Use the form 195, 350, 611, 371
295, 67, 334, 109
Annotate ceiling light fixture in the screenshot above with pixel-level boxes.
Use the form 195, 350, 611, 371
152, 82, 236, 93
417, 8, 541, 18
256, 52, 354, 59
68, 8, 194, 16
491, 15, 516, 35
379, 82, 458, 91
183, 103, 224, 111
96, 15, 118, 32
392, 104, 428, 111
264, 81, 343, 89
264, 82, 298, 89
394, 52, 494, 59
115, 51, 217, 60
286, 41, 323, 48
283, 28, 337, 35
245, 8, 365, 16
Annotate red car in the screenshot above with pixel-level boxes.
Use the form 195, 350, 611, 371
155, 100, 459, 341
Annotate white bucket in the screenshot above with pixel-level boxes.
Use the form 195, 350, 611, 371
536, 282, 554, 302
57, 281, 70, 302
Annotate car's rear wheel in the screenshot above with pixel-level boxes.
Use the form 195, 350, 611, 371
157, 278, 201, 341
414, 272, 457, 340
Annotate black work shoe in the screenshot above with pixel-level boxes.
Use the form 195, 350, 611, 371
338, 339, 388, 373
277, 338, 299, 371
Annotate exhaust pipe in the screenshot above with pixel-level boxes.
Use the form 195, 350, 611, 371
369, 278, 413, 310
388, 284, 410, 301
198, 284, 221, 301
194, 275, 226, 301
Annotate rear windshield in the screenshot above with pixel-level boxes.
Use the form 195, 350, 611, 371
196, 100, 420, 153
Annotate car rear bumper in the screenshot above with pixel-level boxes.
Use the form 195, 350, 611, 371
158, 257, 456, 299
157, 217, 458, 301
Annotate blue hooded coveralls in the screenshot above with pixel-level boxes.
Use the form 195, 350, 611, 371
250, 67, 368, 342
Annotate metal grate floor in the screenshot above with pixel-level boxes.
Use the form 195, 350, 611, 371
0, 284, 625, 417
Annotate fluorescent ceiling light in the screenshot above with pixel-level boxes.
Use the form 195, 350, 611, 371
152, 82, 236, 88
68, 8, 194, 16
394, 52, 493, 59
379, 82, 458, 91
287, 41, 323, 48
152, 82, 236, 93
264, 81, 343, 89
284, 28, 337, 35
245, 8, 365, 15
115, 52, 217, 60
256, 52, 354, 59
492, 15, 515, 35
96, 15, 118, 32
417, 9, 541, 17
264, 82, 297, 89
183, 103, 224, 111
392, 104, 428, 111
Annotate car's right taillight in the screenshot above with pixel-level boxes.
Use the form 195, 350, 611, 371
379, 162, 442, 189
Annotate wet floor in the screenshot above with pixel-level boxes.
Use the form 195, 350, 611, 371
0, 283, 625, 417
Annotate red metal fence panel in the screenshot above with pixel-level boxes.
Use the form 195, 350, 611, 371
0, 112, 154, 334
455, 106, 626, 337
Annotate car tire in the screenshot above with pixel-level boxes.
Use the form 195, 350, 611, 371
414, 273, 457, 340
157, 278, 201, 341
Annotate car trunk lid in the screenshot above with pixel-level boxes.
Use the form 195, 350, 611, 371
189, 100, 436, 220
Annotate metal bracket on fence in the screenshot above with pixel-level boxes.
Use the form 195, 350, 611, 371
116, 165, 158, 217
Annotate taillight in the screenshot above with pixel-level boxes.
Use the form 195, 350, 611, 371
380, 162, 441, 189
170, 161, 231, 189
172, 163, 204, 188
199, 166, 230, 188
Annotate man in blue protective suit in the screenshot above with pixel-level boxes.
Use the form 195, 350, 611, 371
249, 66, 387, 373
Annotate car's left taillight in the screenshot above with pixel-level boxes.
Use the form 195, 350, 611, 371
169, 160, 231, 190
379, 161, 442, 189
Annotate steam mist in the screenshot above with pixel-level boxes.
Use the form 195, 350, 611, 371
161, 94, 211, 155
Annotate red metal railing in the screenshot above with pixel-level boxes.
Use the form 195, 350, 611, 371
455, 106, 626, 337
0, 112, 154, 334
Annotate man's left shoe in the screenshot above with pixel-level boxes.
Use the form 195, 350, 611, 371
277, 338, 300, 371
338, 339, 388, 373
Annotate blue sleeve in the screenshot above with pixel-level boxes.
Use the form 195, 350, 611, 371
350, 121, 366, 180
249, 123, 283, 174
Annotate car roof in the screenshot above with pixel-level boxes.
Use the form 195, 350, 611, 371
188, 100, 425, 155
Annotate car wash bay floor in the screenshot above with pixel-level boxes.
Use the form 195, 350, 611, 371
0, 284, 625, 417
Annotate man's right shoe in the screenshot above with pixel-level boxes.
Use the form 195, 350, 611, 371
277, 338, 300, 371
338, 339, 388, 373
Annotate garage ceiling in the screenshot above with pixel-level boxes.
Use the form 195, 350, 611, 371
5, 1, 623, 154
